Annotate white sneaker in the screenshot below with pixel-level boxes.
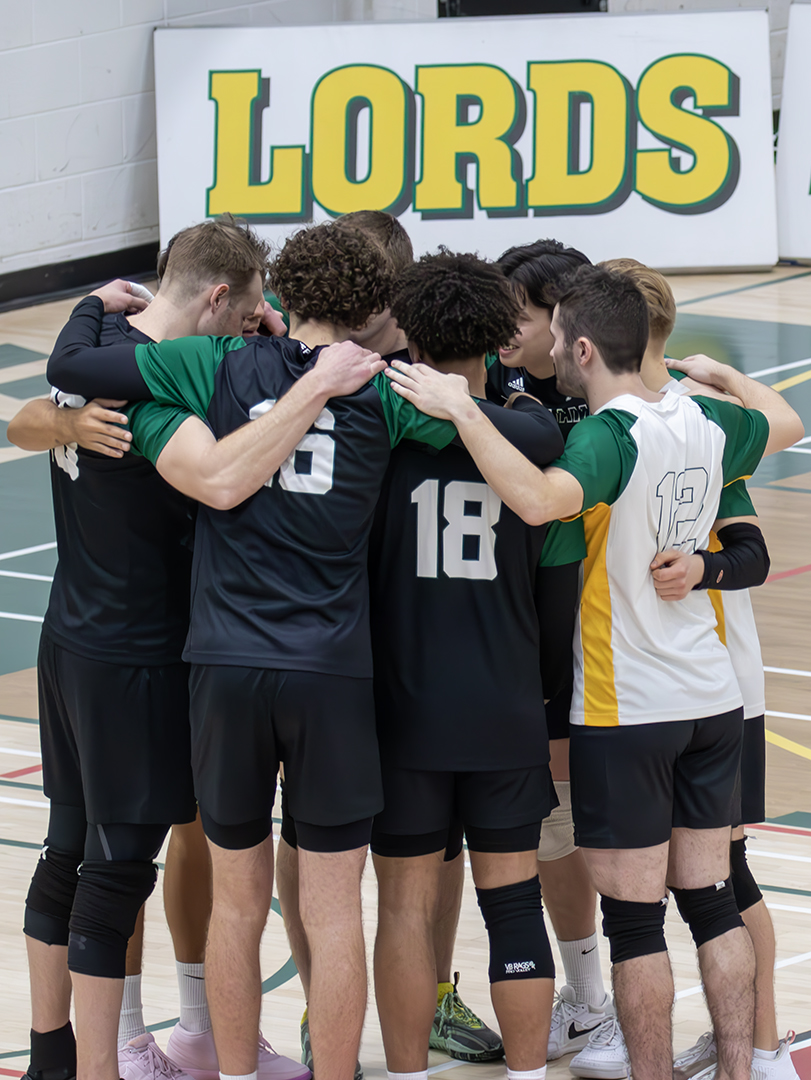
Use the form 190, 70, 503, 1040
569, 1017, 629, 1080
752, 1034, 800, 1080
674, 1031, 717, 1080
120, 1034, 196, 1080
547, 985, 614, 1060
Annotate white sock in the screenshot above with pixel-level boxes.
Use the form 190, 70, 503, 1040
507, 1067, 547, 1080
219, 1073, 257, 1080
177, 961, 211, 1034
558, 934, 607, 1007
118, 973, 146, 1049
754, 1047, 781, 1060
387, 1072, 428, 1080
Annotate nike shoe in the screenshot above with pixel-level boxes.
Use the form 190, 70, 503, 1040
120, 1034, 196, 1080
300, 1014, 362, 1080
752, 1034, 800, 1080
674, 1031, 717, 1080
547, 985, 613, 1060
429, 973, 504, 1063
165, 1025, 310, 1080
569, 1018, 629, 1080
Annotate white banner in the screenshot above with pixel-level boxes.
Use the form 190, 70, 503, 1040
776, 4, 811, 262
154, 12, 777, 271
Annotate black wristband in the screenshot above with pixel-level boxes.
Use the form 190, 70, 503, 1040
693, 522, 770, 591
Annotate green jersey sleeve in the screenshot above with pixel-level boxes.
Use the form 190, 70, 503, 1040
125, 401, 194, 466
372, 373, 458, 450
717, 477, 756, 519
134, 335, 243, 418
553, 410, 638, 513
539, 518, 587, 567
694, 397, 769, 485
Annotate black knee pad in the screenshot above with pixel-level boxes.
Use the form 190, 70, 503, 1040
730, 838, 763, 914
601, 894, 669, 965
476, 876, 554, 983
68, 859, 157, 978
671, 877, 744, 948
24, 845, 82, 946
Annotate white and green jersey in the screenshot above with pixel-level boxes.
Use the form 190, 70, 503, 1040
554, 390, 769, 727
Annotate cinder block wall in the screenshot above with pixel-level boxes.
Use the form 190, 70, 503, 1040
0, 0, 436, 277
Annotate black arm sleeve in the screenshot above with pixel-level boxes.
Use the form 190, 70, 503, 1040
47, 297, 152, 400
693, 522, 770, 591
476, 397, 564, 466
536, 561, 579, 736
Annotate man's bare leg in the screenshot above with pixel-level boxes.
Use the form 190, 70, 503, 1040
731, 825, 778, 1052
71, 974, 125, 1080
27, 939, 72, 1035
164, 815, 212, 964
374, 851, 445, 1072
433, 852, 464, 984
118, 907, 146, 1046
206, 835, 274, 1074
584, 844, 672, 1080
470, 849, 555, 1072
538, 849, 596, 942
275, 837, 312, 999
298, 846, 367, 1080
669, 828, 755, 1080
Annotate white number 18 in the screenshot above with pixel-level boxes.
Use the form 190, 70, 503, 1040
411, 479, 501, 580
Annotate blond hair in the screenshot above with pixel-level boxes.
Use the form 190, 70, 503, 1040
599, 258, 676, 343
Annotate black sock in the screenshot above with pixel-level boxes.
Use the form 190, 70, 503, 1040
28, 1021, 76, 1080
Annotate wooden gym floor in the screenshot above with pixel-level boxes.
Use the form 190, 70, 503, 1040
0, 267, 809, 1076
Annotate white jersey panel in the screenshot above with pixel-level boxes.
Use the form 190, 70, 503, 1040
710, 588, 766, 718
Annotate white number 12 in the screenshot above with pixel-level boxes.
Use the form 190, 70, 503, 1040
411, 479, 501, 580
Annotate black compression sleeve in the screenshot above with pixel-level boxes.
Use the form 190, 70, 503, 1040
477, 397, 564, 466
694, 522, 770, 591
536, 561, 579, 701
46, 297, 152, 400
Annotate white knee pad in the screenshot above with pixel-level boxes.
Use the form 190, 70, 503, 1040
537, 781, 577, 862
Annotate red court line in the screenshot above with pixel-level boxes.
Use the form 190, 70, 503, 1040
792, 1045, 811, 1080
766, 563, 811, 583
747, 822, 811, 838
0, 763, 42, 779
0, 1069, 23, 1077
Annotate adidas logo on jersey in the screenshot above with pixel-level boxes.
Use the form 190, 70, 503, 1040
507, 377, 524, 391
504, 960, 536, 974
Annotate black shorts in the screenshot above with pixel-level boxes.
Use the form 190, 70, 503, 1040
190, 665, 382, 843
370, 764, 556, 858
38, 634, 196, 825
733, 715, 766, 826
570, 708, 744, 849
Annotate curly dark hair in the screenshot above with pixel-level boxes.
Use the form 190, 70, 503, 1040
390, 249, 520, 362
267, 222, 392, 330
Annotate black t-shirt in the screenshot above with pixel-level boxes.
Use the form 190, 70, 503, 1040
43, 314, 195, 665
486, 357, 588, 443
369, 397, 564, 771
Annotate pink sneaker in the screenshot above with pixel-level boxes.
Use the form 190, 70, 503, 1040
165, 1025, 311, 1080
120, 1034, 196, 1080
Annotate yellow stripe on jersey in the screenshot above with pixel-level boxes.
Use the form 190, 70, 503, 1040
707, 530, 727, 646
581, 503, 619, 727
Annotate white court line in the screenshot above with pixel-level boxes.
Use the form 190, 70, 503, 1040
0, 570, 53, 582
0, 795, 48, 808
428, 1063, 466, 1076
766, 710, 811, 722
0, 541, 56, 563
767, 903, 811, 915
0, 611, 44, 623
749, 358, 811, 379
765, 666, 811, 678
675, 949, 811, 1000
784, 447, 811, 455
0, 747, 40, 758
747, 849, 811, 865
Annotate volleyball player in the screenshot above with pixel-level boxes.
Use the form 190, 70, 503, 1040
383, 264, 803, 1080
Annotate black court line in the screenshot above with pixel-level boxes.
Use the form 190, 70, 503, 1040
677, 269, 811, 309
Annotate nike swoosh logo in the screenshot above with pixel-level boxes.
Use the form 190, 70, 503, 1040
569, 1021, 602, 1040
582, 946, 597, 954
185, 974, 206, 980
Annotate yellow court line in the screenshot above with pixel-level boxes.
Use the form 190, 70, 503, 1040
771, 368, 811, 393
765, 728, 811, 762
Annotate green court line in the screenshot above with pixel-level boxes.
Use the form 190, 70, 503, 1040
0, 715, 38, 725
0, 778, 43, 791
762, 883, 811, 899
753, 486, 811, 497
677, 269, 811, 308
0, 836, 39, 851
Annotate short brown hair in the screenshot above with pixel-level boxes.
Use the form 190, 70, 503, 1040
554, 265, 648, 375
599, 258, 676, 343
158, 213, 270, 301
268, 222, 392, 330
338, 211, 414, 276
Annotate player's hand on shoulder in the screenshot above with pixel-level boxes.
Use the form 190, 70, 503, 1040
650, 548, 705, 601
67, 398, 132, 458
313, 340, 386, 397
89, 279, 150, 315
385, 360, 471, 420
667, 353, 729, 390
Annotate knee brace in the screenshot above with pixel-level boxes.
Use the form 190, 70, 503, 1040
476, 876, 555, 983
537, 781, 576, 862
730, 838, 763, 914
671, 878, 744, 948
601, 894, 668, 965
24, 845, 82, 946
68, 859, 157, 978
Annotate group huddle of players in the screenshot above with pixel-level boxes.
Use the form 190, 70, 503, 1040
8, 211, 804, 1080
